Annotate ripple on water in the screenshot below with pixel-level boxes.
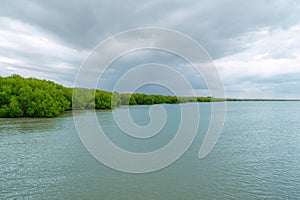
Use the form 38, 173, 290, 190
0, 102, 300, 199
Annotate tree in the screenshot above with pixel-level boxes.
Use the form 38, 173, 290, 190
0, 75, 215, 118
0, 75, 70, 117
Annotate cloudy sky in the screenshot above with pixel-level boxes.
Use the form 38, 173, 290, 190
1, 0, 300, 98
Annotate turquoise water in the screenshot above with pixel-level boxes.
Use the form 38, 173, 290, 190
1, 102, 299, 199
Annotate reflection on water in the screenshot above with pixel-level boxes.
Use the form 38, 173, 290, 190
0, 113, 71, 136
0, 102, 300, 199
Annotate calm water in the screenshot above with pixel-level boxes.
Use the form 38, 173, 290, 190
1, 102, 299, 199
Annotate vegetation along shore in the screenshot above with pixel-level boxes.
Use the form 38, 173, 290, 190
0, 75, 298, 118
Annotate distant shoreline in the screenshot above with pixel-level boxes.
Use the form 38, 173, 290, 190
223, 98, 300, 101
0, 75, 299, 118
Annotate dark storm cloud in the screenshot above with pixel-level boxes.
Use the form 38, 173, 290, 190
1, 0, 300, 98
98, 49, 208, 93
1, 0, 299, 58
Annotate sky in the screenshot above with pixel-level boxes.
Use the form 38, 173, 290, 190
0, 0, 300, 98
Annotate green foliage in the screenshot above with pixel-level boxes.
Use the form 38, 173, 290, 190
129, 93, 180, 105
95, 90, 112, 109
197, 96, 212, 102
0, 75, 70, 117
72, 88, 95, 109
72, 89, 122, 110
120, 93, 131, 105
0, 75, 216, 118
111, 92, 122, 108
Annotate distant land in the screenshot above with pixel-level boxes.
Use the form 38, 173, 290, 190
0, 75, 298, 118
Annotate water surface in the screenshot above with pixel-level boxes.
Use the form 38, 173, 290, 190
1, 102, 299, 199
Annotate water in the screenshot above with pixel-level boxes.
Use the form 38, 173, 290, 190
1, 102, 300, 199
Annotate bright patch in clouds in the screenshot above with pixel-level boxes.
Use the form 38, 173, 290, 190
0, 17, 86, 86
0, 0, 299, 98
215, 25, 300, 98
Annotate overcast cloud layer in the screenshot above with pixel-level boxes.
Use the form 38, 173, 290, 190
0, 0, 300, 98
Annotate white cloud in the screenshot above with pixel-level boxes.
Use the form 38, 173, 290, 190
0, 0, 300, 98
0, 17, 87, 86
215, 25, 300, 98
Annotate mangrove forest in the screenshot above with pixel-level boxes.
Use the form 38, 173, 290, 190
0, 75, 214, 118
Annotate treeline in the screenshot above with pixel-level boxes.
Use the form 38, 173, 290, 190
72, 91, 213, 109
0, 75, 71, 117
0, 75, 214, 118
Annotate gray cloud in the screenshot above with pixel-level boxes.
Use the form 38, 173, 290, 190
0, 0, 300, 98
1, 0, 299, 58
